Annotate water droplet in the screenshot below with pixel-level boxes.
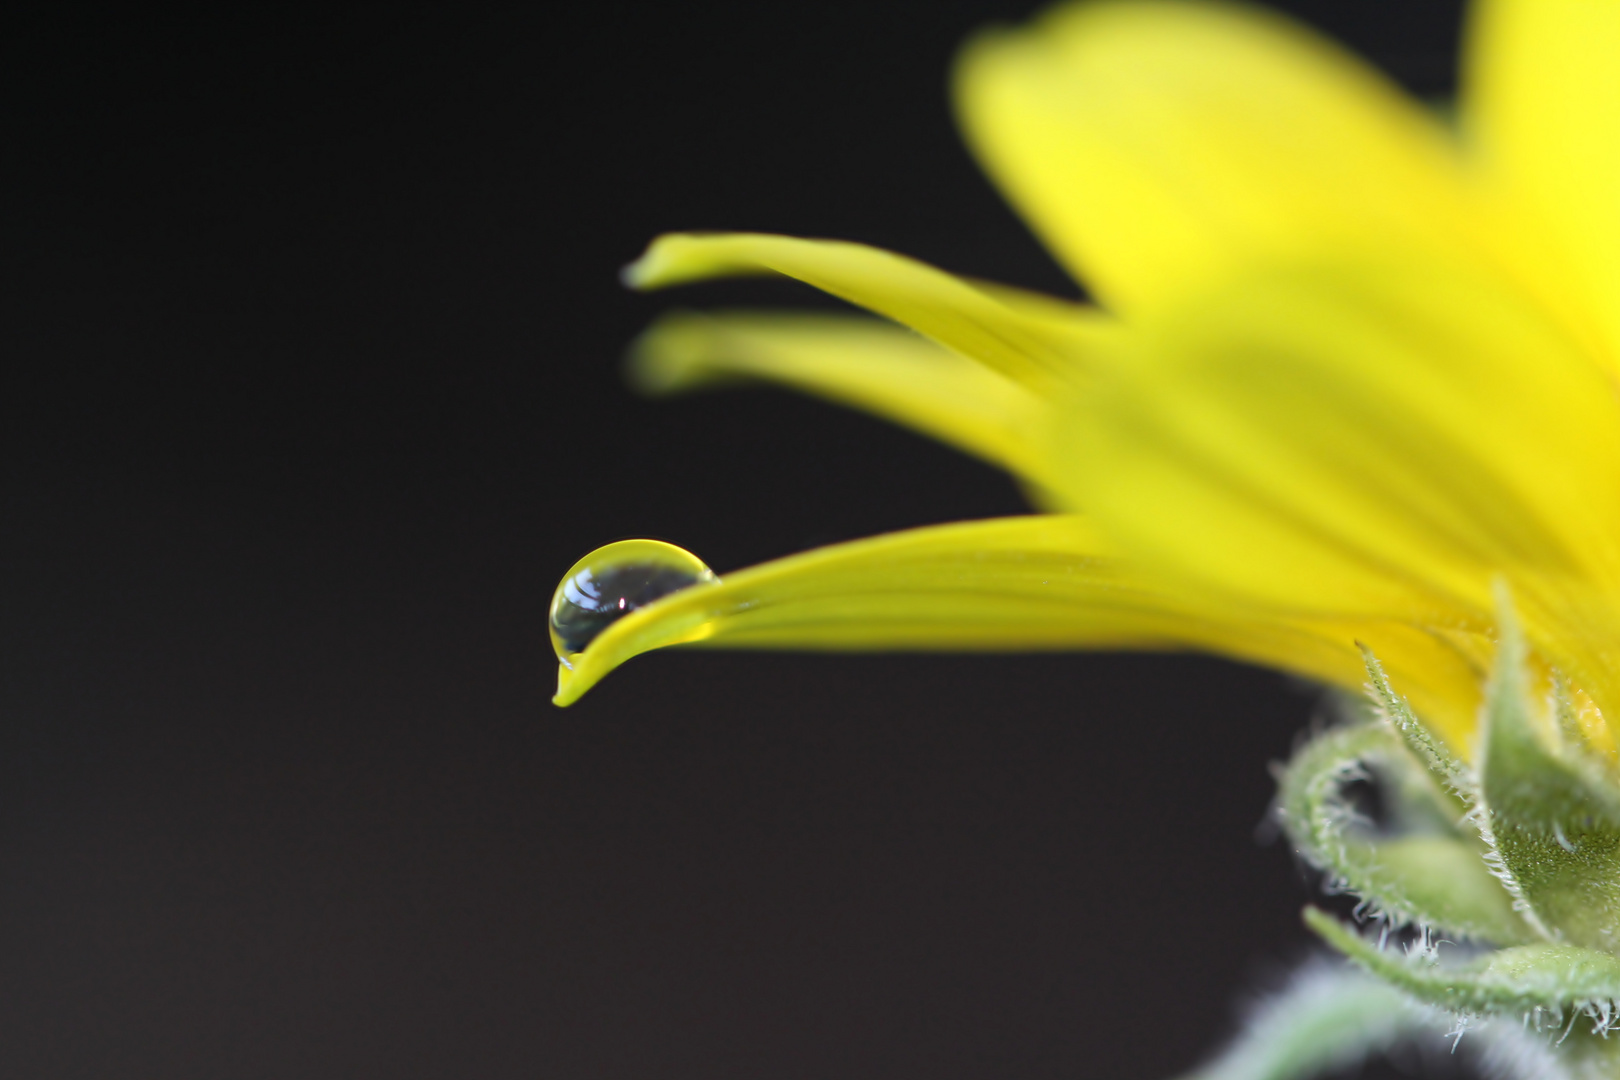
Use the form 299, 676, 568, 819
549, 539, 718, 662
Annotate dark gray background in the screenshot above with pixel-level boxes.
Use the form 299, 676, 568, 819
0, 2, 1469, 1076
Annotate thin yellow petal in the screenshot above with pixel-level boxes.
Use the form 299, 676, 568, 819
627, 310, 1052, 484
624, 232, 1107, 388
1058, 254, 1620, 723
953, 0, 1470, 313
553, 515, 1481, 740
1464, 0, 1620, 358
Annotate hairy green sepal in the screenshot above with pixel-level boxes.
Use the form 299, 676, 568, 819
1477, 603, 1620, 953
1275, 590, 1620, 1077
1305, 907, 1620, 1033
1176, 962, 1435, 1080
1275, 720, 1527, 944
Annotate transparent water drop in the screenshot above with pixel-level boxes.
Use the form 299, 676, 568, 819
549, 539, 718, 662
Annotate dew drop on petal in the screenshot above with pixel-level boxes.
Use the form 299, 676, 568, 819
549, 539, 718, 661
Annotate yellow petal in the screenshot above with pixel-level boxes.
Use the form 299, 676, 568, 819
953, 0, 1470, 313
624, 232, 1107, 388
553, 515, 1482, 740
1057, 254, 1620, 722
1463, 0, 1620, 361
627, 310, 1053, 484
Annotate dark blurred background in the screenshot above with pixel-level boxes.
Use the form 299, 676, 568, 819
0, 2, 1467, 1077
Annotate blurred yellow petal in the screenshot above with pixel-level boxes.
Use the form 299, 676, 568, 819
627, 310, 1053, 484
553, 515, 1481, 737
1058, 254, 1620, 721
954, 0, 1469, 313
1464, 0, 1620, 360
624, 232, 1106, 388
582, 1, 1620, 762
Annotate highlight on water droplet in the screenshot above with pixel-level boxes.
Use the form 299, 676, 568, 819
549, 539, 719, 665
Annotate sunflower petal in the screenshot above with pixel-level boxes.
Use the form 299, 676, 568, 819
1465, 0, 1620, 356
627, 310, 1052, 483
1059, 254, 1620, 721
953, 0, 1469, 313
624, 232, 1106, 388
553, 515, 1483, 733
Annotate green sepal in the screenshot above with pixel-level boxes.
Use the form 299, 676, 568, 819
1360, 644, 1472, 798
1551, 671, 1588, 754
1306, 906, 1620, 1033
1176, 961, 1433, 1080
1277, 723, 1531, 944
1478, 596, 1620, 952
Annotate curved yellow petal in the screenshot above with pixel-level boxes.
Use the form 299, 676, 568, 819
627, 310, 1053, 484
953, 0, 1470, 313
1464, 0, 1620, 360
624, 232, 1107, 388
553, 515, 1482, 741
1057, 254, 1620, 723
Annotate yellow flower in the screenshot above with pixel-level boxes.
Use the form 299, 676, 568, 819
550, 0, 1620, 763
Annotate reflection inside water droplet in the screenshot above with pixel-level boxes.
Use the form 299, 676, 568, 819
549, 539, 718, 662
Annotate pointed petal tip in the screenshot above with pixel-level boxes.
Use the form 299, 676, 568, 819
552, 663, 590, 707
619, 251, 656, 291
623, 313, 707, 395
620, 233, 719, 292
621, 233, 697, 290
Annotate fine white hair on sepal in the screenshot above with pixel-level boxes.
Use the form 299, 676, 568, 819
1180, 956, 1605, 1080
1177, 957, 1440, 1080
1472, 1019, 1579, 1080
1445, 1012, 1473, 1053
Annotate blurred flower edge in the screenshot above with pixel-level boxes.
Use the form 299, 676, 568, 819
552, 3, 1620, 1078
